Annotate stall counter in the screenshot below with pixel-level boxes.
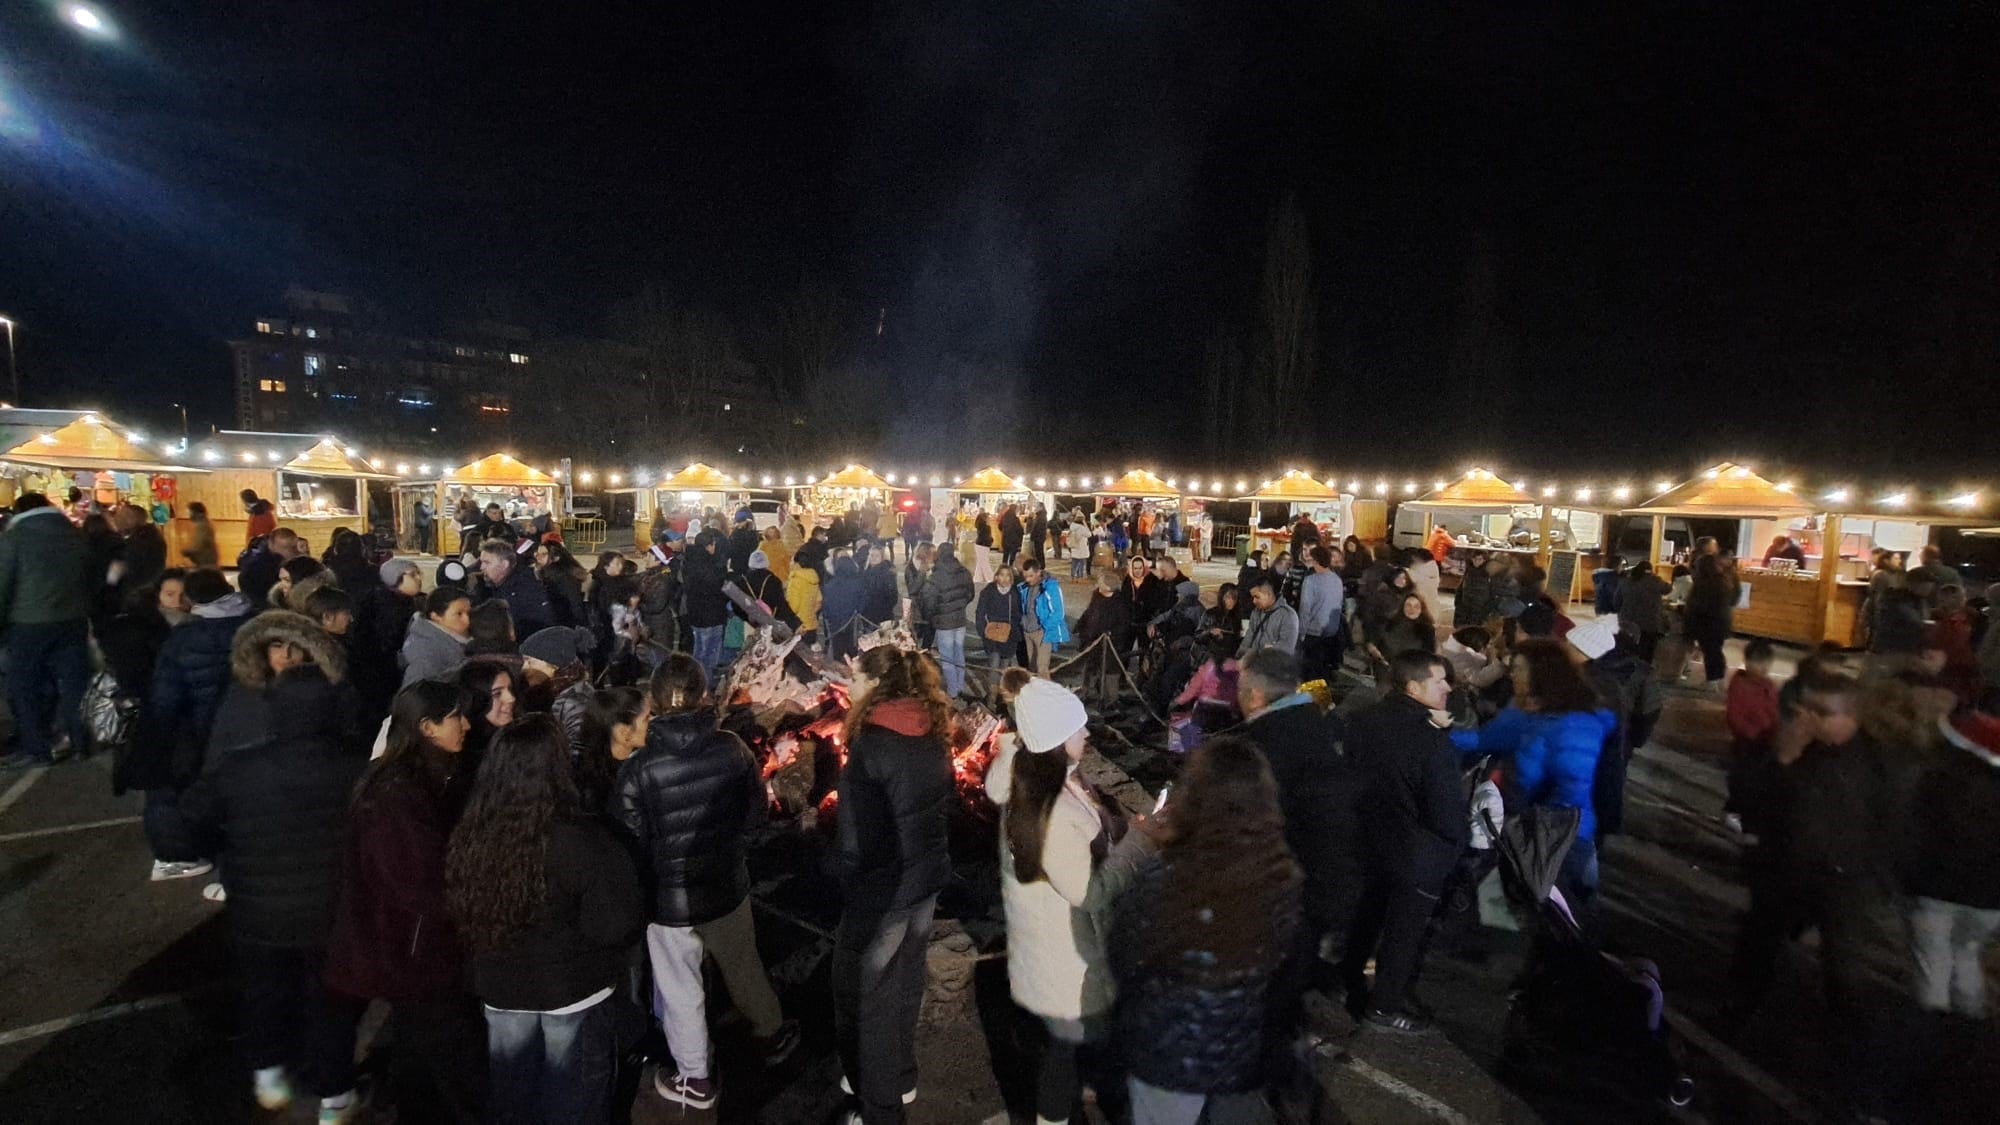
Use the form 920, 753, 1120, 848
1731, 567, 1867, 647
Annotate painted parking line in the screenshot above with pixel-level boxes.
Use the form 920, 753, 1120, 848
1342, 1057, 1477, 1125
0, 815, 143, 845
0, 988, 214, 1049
0, 766, 48, 817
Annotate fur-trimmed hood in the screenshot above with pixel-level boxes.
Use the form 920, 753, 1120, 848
276, 570, 339, 614
231, 610, 346, 688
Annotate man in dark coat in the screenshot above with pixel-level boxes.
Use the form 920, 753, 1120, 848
238, 527, 304, 610
917, 547, 975, 698
998, 506, 1025, 566
119, 568, 257, 877
471, 539, 553, 638
726, 517, 761, 576
0, 493, 94, 770
792, 526, 831, 577
680, 530, 732, 681
468, 503, 517, 545
1238, 648, 1360, 1004
819, 555, 868, 663
1337, 651, 1466, 1032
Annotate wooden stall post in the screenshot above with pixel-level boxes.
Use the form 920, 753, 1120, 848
1536, 505, 1555, 572
1649, 515, 1665, 567
1815, 513, 1843, 645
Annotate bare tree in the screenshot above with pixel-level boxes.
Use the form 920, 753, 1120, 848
608, 285, 740, 448
1254, 194, 1318, 445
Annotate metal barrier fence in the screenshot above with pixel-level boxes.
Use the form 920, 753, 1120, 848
567, 517, 608, 552
1210, 523, 1250, 558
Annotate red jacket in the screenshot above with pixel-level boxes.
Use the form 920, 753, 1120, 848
1725, 670, 1780, 750
324, 753, 468, 1002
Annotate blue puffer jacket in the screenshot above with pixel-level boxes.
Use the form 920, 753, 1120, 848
1018, 578, 1069, 645
1453, 706, 1617, 842
118, 600, 256, 792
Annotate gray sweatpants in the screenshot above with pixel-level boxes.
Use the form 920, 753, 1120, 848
644, 898, 784, 1080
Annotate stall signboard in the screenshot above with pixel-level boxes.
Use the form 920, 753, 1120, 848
1546, 550, 1580, 606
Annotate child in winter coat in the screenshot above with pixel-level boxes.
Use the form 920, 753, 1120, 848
1724, 639, 1781, 834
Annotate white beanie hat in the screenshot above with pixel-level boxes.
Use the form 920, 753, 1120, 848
1014, 679, 1089, 754
1567, 614, 1620, 661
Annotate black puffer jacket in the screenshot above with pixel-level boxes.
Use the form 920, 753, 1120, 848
612, 711, 764, 926
680, 545, 731, 629
185, 665, 365, 947
1109, 853, 1303, 1094
1242, 701, 1361, 925
835, 706, 953, 915
118, 598, 256, 792
918, 554, 976, 631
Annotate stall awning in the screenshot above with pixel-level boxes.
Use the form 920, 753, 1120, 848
816, 464, 898, 491
441, 453, 559, 489
1234, 470, 1339, 503
287, 438, 399, 479
1625, 463, 1814, 519
1405, 468, 1530, 508
191, 431, 391, 477
0, 409, 206, 473
952, 466, 1031, 494
1093, 470, 1180, 499
658, 462, 761, 492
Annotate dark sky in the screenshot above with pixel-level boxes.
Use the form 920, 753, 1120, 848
2, 2, 1995, 475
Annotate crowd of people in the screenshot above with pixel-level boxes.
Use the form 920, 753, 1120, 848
2, 480, 1998, 1124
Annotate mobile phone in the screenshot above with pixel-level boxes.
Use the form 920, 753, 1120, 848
1152, 783, 1172, 814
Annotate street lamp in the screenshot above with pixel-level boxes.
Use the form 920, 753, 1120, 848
0, 316, 15, 405
62, 3, 115, 39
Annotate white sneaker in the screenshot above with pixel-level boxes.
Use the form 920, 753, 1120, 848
253, 1066, 292, 1111
150, 859, 214, 882
838, 1075, 916, 1103
1723, 813, 1744, 835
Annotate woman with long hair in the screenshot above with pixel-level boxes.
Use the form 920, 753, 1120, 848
324, 680, 486, 1122
444, 715, 641, 1125
613, 655, 799, 1109
466, 601, 518, 658
458, 660, 519, 756
573, 687, 649, 815
1369, 592, 1438, 671
987, 678, 1151, 1125
1452, 638, 1615, 904
832, 647, 955, 1122
1109, 736, 1302, 1123
973, 509, 996, 584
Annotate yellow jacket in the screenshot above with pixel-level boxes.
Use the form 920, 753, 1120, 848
762, 538, 793, 582
785, 566, 821, 632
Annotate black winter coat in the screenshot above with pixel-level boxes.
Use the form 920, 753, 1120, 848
479, 563, 555, 637
1076, 591, 1135, 653
1453, 568, 1494, 627
727, 525, 761, 575
1242, 702, 1361, 925
1343, 695, 1468, 888
185, 666, 365, 947
470, 817, 644, 1012
1905, 737, 2000, 909
612, 712, 764, 926
836, 717, 953, 915
238, 548, 284, 608
121, 607, 254, 791
861, 561, 899, 625
543, 566, 587, 629
679, 548, 731, 629
999, 513, 1024, 558
918, 556, 976, 631
975, 582, 1022, 640
1110, 854, 1302, 1094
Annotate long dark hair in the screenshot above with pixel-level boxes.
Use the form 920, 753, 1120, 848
458, 659, 515, 750
445, 715, 576, 954
356, 679, 463, 802
1513, 638, 1602, 713
648, 652, 708, 714
842, 646, 950, 747
1004, 746, 1071, 885
575, 687, 646, 811
1135, 735, 1301, 973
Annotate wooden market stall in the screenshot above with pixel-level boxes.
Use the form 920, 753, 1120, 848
401, 454, 564, 558
633, 462, 763, 548
1093, 470, 1184, 558
0, 409, 207, 549
1623, 463, 1841, 646
791, 464, 902, 525
177, 432, 398, 558
1401, 469, 1549, 593
1233, 471, 1346, 561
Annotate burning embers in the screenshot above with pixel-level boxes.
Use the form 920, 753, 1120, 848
722, 626, 1006, 822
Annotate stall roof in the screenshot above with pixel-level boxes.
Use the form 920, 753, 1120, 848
1235, 470, 1339, 503
952, 466, 1032, 494
1406, 468, 1530, 508
658, 462, 751, 492
440, 453, 559, 489
816, 464, 899, 491
1625, 462, 1815, 519
1094, 469, 1180, 498
0, 410, 207, 473
191, 431, 395, 478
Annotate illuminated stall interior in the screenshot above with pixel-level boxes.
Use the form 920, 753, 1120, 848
181, 432, 388, 554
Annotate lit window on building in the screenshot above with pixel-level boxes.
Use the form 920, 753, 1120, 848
304, 353, 324, 376
508, 352, 529, 365
255, 320, 273, 334
304, 327, 318, 339
454, 345, 476, 358
259, 379, 288, 393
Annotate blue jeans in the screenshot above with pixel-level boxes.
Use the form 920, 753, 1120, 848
484, 997, 615, 1125
934, 627, 966, 698
6, 619, 91, 762
1070, 556, 1087, 578
690, 625, 725, 683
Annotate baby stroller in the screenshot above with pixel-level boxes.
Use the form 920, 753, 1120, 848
1488, 805, 1695, 1110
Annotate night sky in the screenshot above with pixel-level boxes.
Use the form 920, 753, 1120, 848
2, 3, 1995, 474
